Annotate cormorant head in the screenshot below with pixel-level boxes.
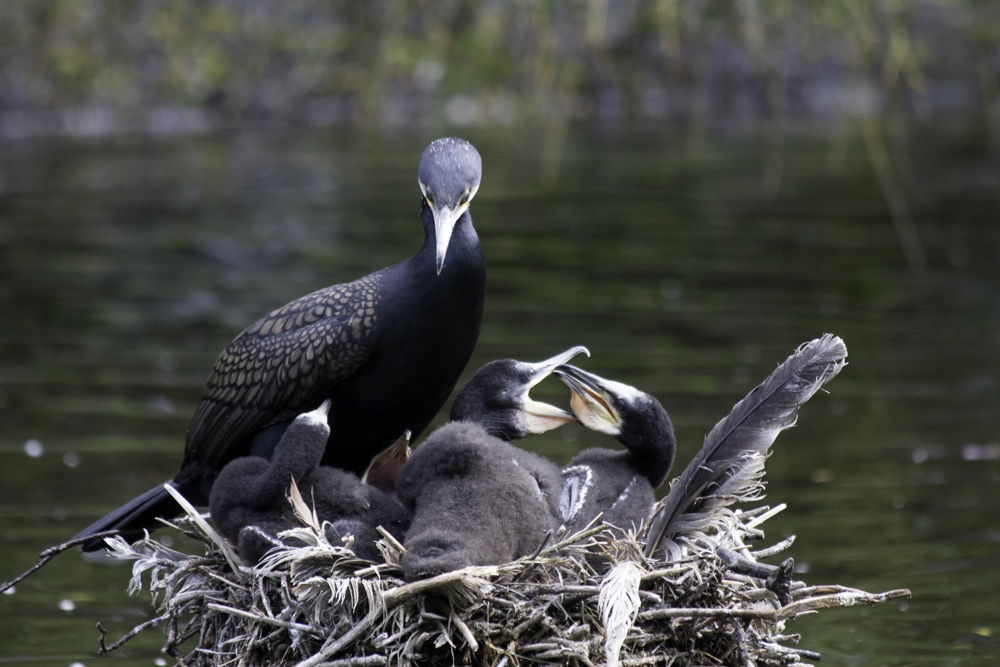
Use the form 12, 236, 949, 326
555, 364, 676, 483
418, 137, 482, 275
451, 346, 590, 441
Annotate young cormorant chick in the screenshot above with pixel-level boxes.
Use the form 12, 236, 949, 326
76, 138, 486, 550
397, 346, 588, 579
209, 401, 411, 564
553, 365, 676, 538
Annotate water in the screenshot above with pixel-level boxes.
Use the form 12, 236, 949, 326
1, 123, 998, 665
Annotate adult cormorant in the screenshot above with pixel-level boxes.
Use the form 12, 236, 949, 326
75, 137, 486, 550
209, 401, 410, 564
397, 346, 588, 579
553, 365, 676, 539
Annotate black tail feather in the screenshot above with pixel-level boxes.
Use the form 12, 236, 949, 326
644, 334, 847, 558
73, 483, 181, 551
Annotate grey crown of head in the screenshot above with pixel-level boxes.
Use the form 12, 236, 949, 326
418, 138, 482, 209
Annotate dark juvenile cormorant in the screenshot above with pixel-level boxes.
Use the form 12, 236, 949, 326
396, 422, 555, 579
209, 401, 410, 564
76, 138, 486, 550
552, 365, 676, 538
397, 346, 588, 579
449, 345, 591, 441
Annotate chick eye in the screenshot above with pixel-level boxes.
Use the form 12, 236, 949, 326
614, 397, 626, 411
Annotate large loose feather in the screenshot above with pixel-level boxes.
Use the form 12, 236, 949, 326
644, 334, 847, 558
599, 560, 643, 667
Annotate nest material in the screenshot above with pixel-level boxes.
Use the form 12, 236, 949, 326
100, 489, 909, 667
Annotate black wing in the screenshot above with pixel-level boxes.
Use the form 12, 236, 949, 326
185, 271, 383, 468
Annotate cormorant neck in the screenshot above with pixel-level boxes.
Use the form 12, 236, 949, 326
619, 409, 676, 488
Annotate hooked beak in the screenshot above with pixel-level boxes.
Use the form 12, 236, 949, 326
425, 183, 478, 275
554, 364, 623, 436
432, 205, 463, 275
520, 346, 590, 433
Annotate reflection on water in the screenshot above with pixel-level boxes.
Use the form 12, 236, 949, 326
1, 124, 998, 665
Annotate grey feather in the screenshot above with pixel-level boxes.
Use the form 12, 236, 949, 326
644, 334, 847, 558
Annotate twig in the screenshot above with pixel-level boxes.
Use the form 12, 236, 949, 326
0, 530, 122, 594
777, 588, 912, 620
638, 607, 779, 622
314, 656, 388, 667
382, 566, 496, 608
206, 603, 320, 635
95, 615, 172, 654
451, 613, 479, 652
742, 503, 786, 530
163, 483, 241, 572
750, 536, 795, 559
294, 605, 383, 667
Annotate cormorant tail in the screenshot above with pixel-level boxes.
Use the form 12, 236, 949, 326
644, 334, 847, 559
73, 483, 180, 552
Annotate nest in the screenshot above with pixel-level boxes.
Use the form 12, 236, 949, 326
98, 488, 909, 667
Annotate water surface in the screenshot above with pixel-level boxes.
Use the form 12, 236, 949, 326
1, 123, 998, 665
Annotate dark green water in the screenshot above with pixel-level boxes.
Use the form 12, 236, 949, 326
1, 124, 998, 665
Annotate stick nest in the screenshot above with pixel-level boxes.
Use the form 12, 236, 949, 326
99, 500, 909, 667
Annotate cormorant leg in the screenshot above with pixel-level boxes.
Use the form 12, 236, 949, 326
715, 545, 794, 606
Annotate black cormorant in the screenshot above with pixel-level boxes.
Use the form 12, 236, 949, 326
397, 346, 588, 579
209, 401, 411, 564
553, 364, 676, 537
76, 138, 486, 550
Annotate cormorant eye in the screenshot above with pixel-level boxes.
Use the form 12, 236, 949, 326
459, 192, 469, 206
425, 192, 435, 206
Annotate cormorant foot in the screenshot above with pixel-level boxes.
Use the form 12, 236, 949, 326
766, 557, 795, 606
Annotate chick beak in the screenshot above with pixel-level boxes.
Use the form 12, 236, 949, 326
554, 364, 623, 436
361, 430, 412, 494
519, 346, 590, 434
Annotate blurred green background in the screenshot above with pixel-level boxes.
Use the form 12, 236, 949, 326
1, 0, 998, 136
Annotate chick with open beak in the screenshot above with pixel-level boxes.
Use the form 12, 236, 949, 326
449, 345, 590, 440
553, 364, 676, 542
